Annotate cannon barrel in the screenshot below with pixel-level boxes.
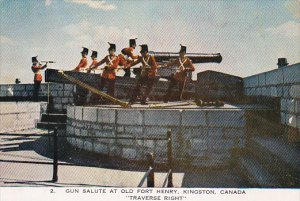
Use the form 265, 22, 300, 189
149, 51, 222, 64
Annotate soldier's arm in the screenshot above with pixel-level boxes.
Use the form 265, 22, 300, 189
126, 58, 141, 68
41, 63, 48, 69
85, 61, 95, 72
95, 56, 107, 68
150, 56, 158, 69
88, 61, 95, 68
162, 59, 177, 68
73, 58, 86, 71
185, 58, 195, 72
128, 51, 139, 60
32, 65, 45, 70
88, 61, 98, 71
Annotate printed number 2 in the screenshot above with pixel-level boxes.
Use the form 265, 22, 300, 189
50, 189, 55, 193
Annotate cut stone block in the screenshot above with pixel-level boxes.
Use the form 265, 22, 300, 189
286, 99, 296, 113
181, 110, 206, 126
244, 75, 259, 88
98, 108, 116, 124
290, 85, 300, 99
281, 99, 287, 111
64, 84, 74, 91
122, 148, 137, 160
283, 64, 300, 84
270, 87, 278, 97
124, 126, 143, 134
265, 69, 283, 85
258, 73, 266, 87
281, 112, 287, 125
287, 114, 297, 128
117, 109, 143, 125
50, 83, 64, 91
94, 142, 109, 154
74, 107, 83, 120
83, 107, 97, 122
144, 110, 180, 126
207, 110, 245, 127
84, 140, 93, 152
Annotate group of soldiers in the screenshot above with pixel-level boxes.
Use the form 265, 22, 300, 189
31, 38, 195, 105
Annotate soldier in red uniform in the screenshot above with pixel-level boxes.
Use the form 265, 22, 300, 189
163, 45, 195, 102
120, 38, 139, 77
85, 50, 98, 103
87, 50, 98, 73
73, 47, 89, 105
89, 43, 119, 103
31, 56, 47, 101
126, 44, 158, 105
73, 47, 88, 72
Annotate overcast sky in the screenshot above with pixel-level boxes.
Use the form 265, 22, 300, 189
0, 0, 299, 83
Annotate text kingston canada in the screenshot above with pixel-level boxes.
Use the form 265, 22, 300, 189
182, 190, 216, 194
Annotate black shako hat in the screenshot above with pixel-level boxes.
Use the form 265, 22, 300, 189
277, 58, 289, 67
179, 44, 187, 53
81, 47, 89, 55
108, 42, 116, 51
129, 38, 137, 47
140, 44, 148, 53
15, 78, 21, 84
91, 51, 98, 58
32, 56, 38, 63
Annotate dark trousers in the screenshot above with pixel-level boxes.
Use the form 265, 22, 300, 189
164, 76, 185, 102
74, 86, 88, 105
130, 76, 155, 103
99, 77, 115, 97
33, 81, 41, 102
90, 77, 115, 104
123, 68, 131, 77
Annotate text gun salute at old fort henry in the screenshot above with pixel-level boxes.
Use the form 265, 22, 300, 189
0, 0, 300, 195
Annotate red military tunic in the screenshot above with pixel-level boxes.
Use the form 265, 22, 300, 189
90, 58, 98, 67
122, 47, 139, 60
118, 53, 128, 67
165, 57, 195, 81
128, 55, 157, 78
97, 55, 119, 80
88, 58, 98, 70
73, 56, 88, 72
31, 64, 47, 81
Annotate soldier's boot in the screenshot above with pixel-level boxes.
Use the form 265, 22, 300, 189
163, 95, 169, 103
140, 98, 147, 105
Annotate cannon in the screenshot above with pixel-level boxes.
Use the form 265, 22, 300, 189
149, 51, 222, 64
143, 51, 222, 78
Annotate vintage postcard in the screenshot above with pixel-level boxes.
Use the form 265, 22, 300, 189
0, 0, 299, 201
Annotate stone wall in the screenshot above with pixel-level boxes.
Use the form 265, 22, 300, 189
0, 102, 44, 132
0, 83, 75, 111
243, 63, 300, 140
65, 105, 270, 168
196, 71, 244, 103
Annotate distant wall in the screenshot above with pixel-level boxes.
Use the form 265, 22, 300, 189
196, 71, 244, 102
0, 102, 43, 132
243, 63, 300, 140
0, 83, 75, 111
